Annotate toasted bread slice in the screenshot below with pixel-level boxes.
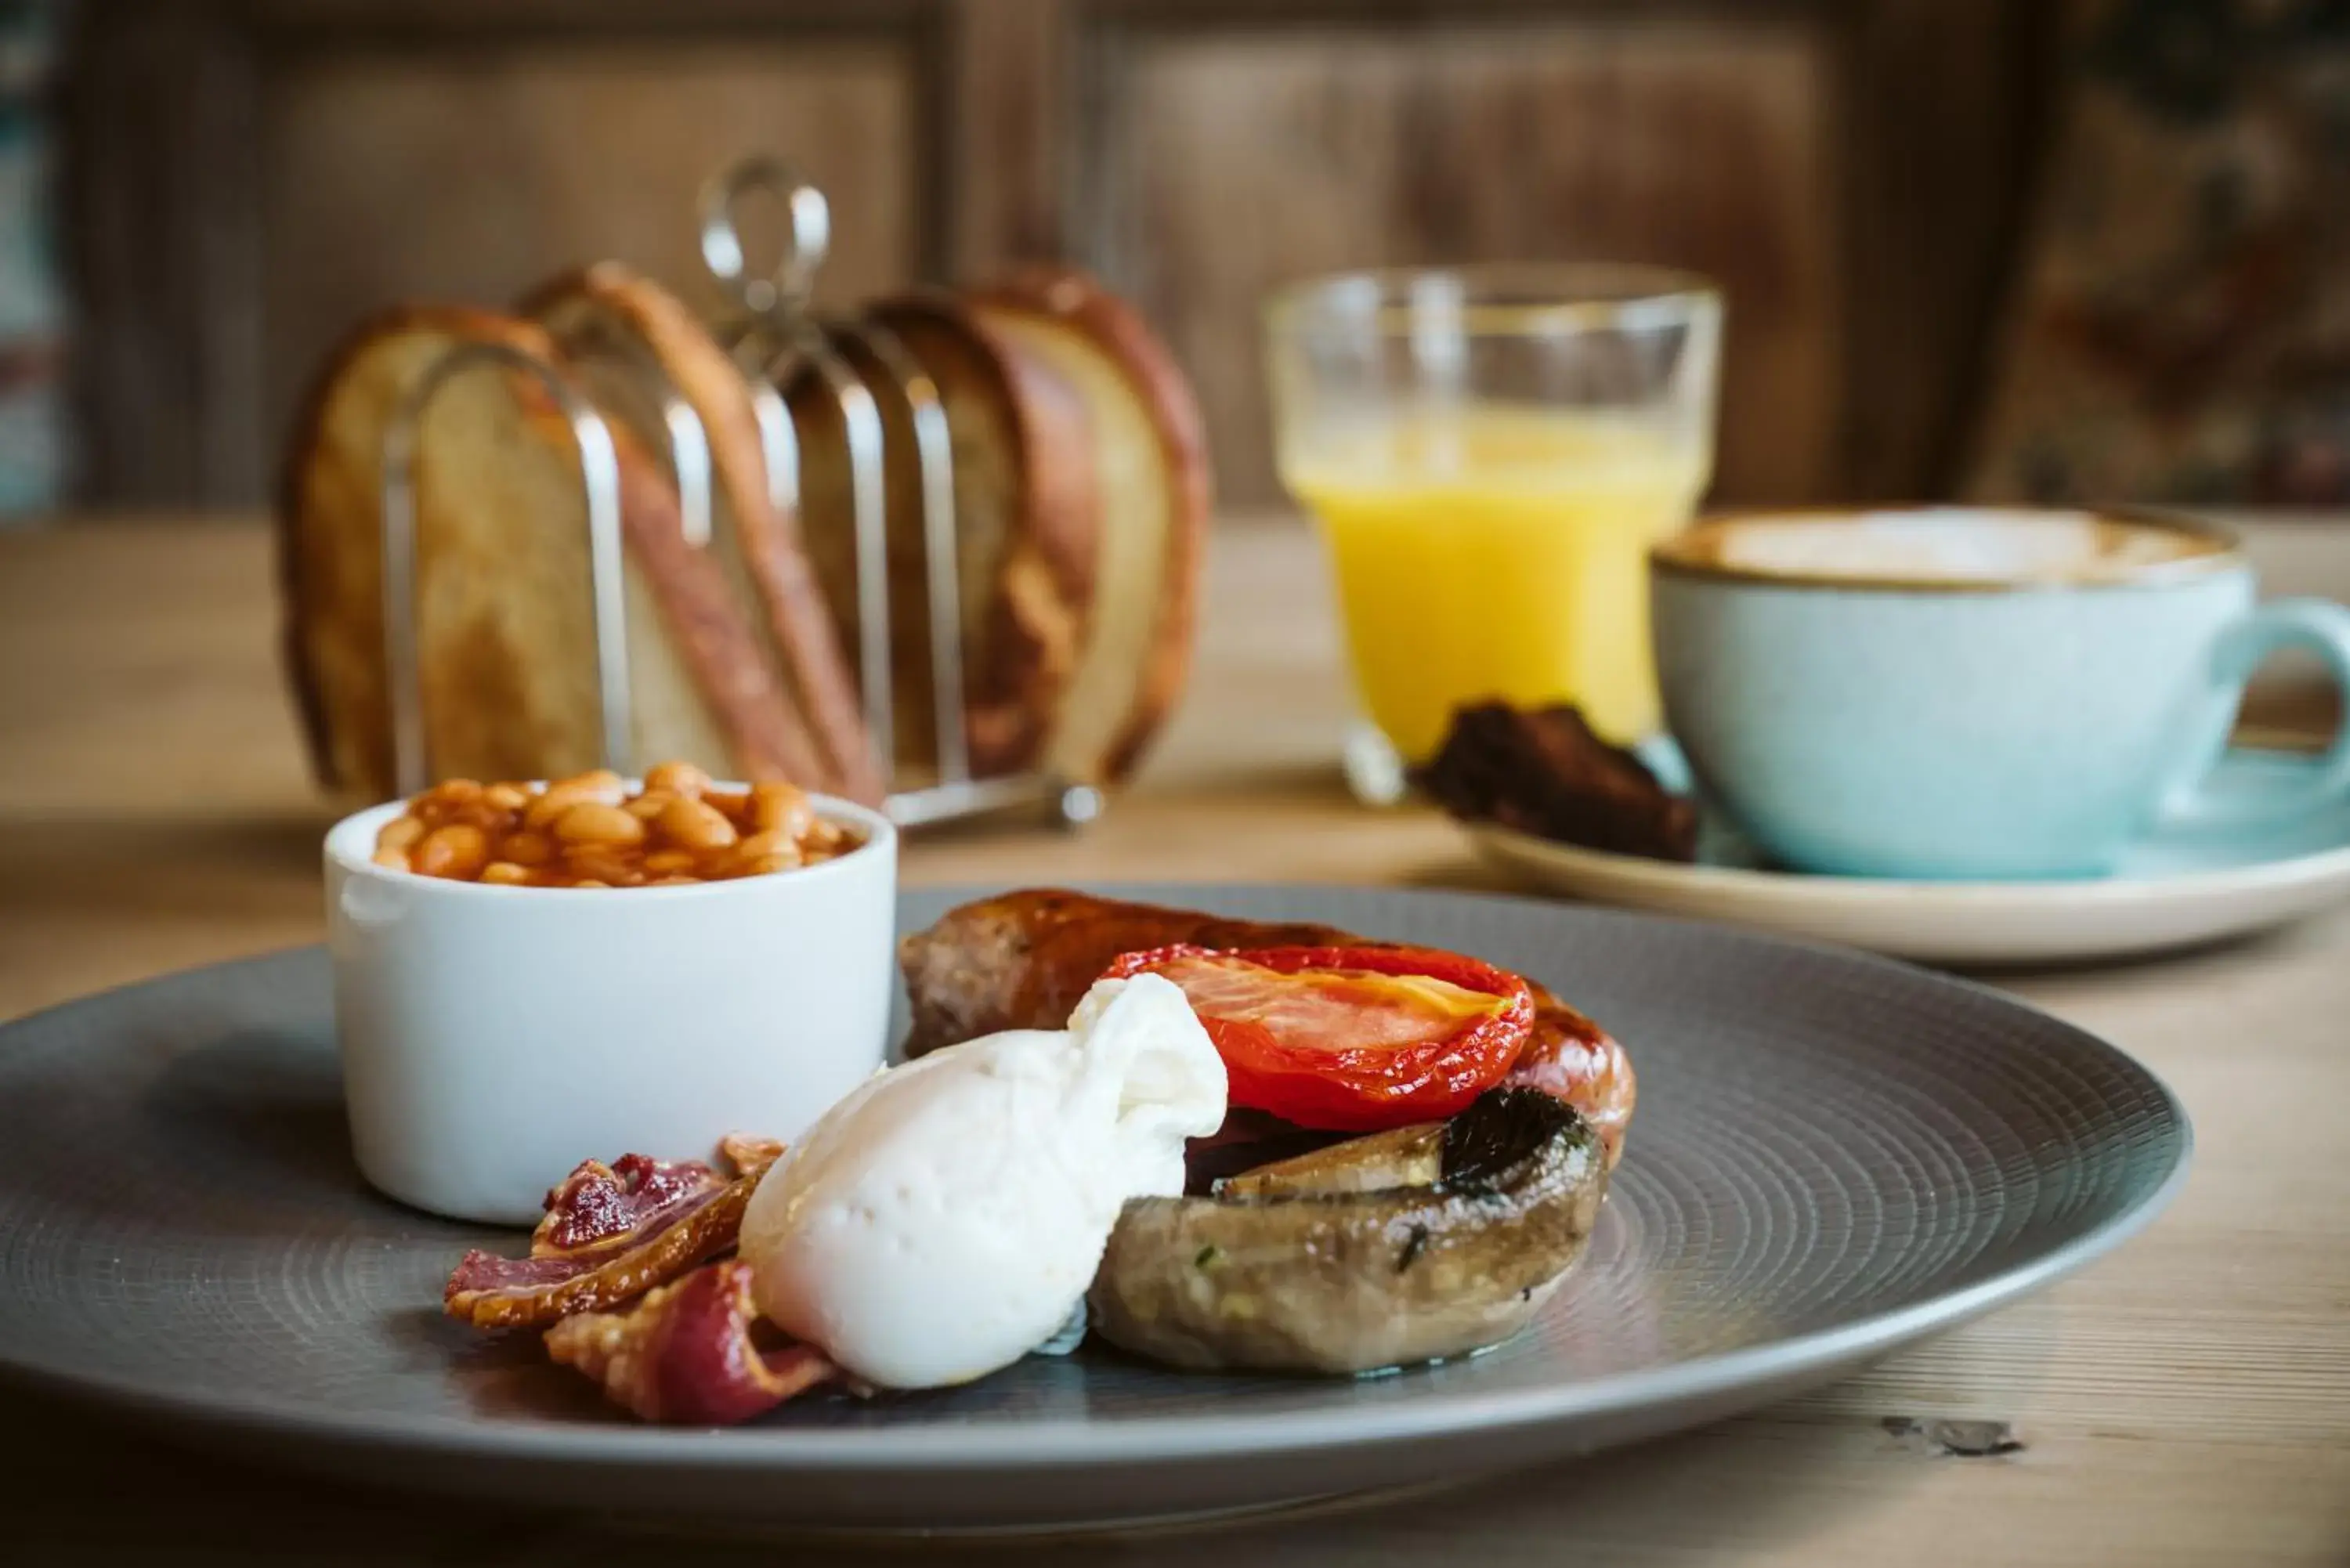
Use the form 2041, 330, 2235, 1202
280, 307, 823, 800
968, 269, 1210, 785
522, 264, 882, 804
786, 295, 1097, 783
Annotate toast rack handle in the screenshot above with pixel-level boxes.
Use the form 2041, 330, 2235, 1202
836, 316, 971, 787
761, 332, 895, 769
540, 305, 714, 551
379, 341, 634, 797
700, 155, 830, 322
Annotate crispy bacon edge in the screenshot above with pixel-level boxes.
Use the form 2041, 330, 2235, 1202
443, 1136, 786, 1331
544, 1259, 837, 1425
533, 1152, 723, 1253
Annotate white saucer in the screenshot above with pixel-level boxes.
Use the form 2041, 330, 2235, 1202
1467, 747, 2350, 964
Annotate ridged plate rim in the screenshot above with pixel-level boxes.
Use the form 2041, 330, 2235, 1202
0, 884, 2193, 1474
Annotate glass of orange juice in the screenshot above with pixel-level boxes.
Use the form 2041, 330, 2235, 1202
1264, 266, 1722, 802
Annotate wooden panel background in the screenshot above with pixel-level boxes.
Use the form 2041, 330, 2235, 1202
1064, 0, 2051, 510
67, 0, 949, 508
261, 38, 919, 479
64, 0, 2051, 511
1080, 16, 1842, 504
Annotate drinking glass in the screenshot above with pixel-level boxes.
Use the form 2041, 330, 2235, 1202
1264, 266, 1722, 804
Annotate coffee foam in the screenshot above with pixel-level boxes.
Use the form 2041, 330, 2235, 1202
1656, 509, 2229, 587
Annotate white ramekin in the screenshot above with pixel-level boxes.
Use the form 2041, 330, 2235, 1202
324, 792, 898, 1225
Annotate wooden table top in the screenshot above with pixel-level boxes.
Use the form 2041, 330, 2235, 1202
2, 515, 2347, 1566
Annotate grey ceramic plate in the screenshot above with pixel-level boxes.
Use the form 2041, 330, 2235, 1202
0, 884, 2189, 1533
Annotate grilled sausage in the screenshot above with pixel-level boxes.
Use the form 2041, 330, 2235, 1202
898, 890, 1636, 1164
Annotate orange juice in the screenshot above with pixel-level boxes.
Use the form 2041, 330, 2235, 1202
1282, 406, 1709, 762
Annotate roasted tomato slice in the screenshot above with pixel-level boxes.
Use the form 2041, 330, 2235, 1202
1102, 945, 1536, 1131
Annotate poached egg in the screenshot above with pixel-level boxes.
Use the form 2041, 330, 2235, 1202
737, 972, 1225, 1388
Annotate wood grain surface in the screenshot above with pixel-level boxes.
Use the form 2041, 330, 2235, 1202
0, 514, 2345, 1565
260, 35, 924, 464
70, 0, 2045, 511
67, 0, 949, 508
1087, 17, 1842, 506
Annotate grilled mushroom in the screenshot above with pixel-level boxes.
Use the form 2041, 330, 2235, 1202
1087, 1088, 1607, 1375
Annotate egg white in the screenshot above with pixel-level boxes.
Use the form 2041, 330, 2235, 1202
738, 974, 1224, 1389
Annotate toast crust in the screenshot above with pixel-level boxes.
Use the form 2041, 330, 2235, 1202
973, 268, 1211, 783
280, 305, 819, 797
279, 305, 548, 797
282, 273, 1206, 808
603, 419, 827, 786
522, 264, 883, 804
868, 291, 1098, 779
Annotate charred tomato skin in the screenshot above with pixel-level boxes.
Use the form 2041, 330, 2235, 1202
1103, 944, 1536, 1131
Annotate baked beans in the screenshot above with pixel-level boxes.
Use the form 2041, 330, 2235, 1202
371, 765, 858, 887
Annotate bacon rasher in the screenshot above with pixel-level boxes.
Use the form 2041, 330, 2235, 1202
443, 1136, 835, 1423
544, 1259, 837, 1424
443, 1136, 783, 1331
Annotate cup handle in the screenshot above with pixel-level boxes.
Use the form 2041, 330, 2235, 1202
2159, 597, 2350, 831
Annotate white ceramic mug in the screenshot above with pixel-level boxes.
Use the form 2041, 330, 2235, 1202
324, 793, 898, 1223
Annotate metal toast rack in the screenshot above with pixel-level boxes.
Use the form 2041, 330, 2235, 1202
378, 156, 1101, 830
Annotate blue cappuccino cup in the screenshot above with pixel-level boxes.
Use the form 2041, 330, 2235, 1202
1650, 508, 2350, 880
